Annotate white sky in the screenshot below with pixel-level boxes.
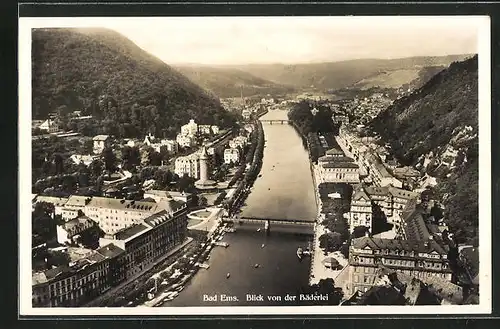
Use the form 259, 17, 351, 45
25, 16, 484, 65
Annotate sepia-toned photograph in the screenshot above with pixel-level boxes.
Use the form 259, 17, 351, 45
18, 15, 491, 316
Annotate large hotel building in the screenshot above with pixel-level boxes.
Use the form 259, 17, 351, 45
32, 196, 188, 307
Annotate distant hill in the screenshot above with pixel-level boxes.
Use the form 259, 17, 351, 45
370, 55, 479, 245
228, 55, 472, 91
351, 65, 448, 91
173, 66, 295, 98
32, 28, 238, 138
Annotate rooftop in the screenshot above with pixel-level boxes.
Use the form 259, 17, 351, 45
325, 147, 345, 156
86, 197, 160, 213
96, 243, 125, 259
34, 195, 69, 207
322, 162, 359, 169
93, 135, 109, 141
113, 223, 150, 241
351, 236, 448, 255
318, 156, 355, 163
65, 195, 92, 207
61, 216, 96, 237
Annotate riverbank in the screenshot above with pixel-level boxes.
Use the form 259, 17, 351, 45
142, 223, 233, 307
138, 121, 266, 306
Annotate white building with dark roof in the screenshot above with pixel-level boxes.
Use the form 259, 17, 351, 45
181, 119, 198, 136
93, 135, 110, 154
56, 216, 98, 245
176, 133, 195, 148
174, 153, 200, 179
224, 147, 240, 164
83, 197, 183, 234
99, 208, 188, 278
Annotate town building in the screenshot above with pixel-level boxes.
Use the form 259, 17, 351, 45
224, 147, 240, 164
393, 166, 421, 181
99, 207, 188, 278
347, 236, 452, 295
144, 134, 178, 154
180, 119, 198, 137
198, 125, 212, 135
83, 197, 174, 234
348, 185, 419, 232
176, 133, 195, 148
61, 195, 91, 221
325, 147, 345, 158
93, 135, 111, 155
32, 243, 126, 307
124, 138, 136, 147
161, 139, 179, 154
33, 196, 69, 217
211, 125, 220, 135
349, 185, 373, 232
318, 155, 360, 184
56, 216, 98, 245
70, 154, 97, 166
366, 153, 403, 188
229, 136, 248, 149
174, 153, 200, 179
242, 109, 252, 120
332, 113, 349, 126
143, 190, 193, 204
39, 119, 60, 133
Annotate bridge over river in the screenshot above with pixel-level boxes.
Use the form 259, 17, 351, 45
259, 119, 289, 125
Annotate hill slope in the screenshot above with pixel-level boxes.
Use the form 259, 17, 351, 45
230, 55, 471, 91
32, 28, 238, 138
351, 65, 448, 91
174, 66, 295, 98
370, 55, 479, 244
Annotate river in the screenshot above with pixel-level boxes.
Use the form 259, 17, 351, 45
163, 110, 318, 306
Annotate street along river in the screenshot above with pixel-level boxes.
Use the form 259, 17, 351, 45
163, 110, 318, 306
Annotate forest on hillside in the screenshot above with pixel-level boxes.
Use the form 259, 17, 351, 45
370, 56, 479, 245
32, 28, 239, 138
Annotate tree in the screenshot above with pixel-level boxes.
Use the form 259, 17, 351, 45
307, 278, 343, 305
89, 159, 104, 181
177, 174, 195, 193
319, 232, 343, 252
54, 153, 64, 175
430, 203, 444, 222
32, 202, 57, 243
101, 147, 117, 175
352, 226, 370, 239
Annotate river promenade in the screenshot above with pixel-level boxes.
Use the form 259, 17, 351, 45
308, 164, 349, 286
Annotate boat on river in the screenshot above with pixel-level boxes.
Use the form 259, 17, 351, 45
297, 247, 303, 259
215, 241, 229, 248
226, 272, 231, 278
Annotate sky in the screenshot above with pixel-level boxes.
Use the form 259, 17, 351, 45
25, 16, 485, 65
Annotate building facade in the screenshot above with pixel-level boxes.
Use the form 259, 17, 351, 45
99, 207, 188, 278
83, 197, 169, 234
174, 153, 200, 179
32, 243, 125, 307
224, 147, 240, 164
347, 236, 452, 295
349, 186, 373, 232
180, 119, 198, 136
93, 135, 111, 155
176, 133, 195, 148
